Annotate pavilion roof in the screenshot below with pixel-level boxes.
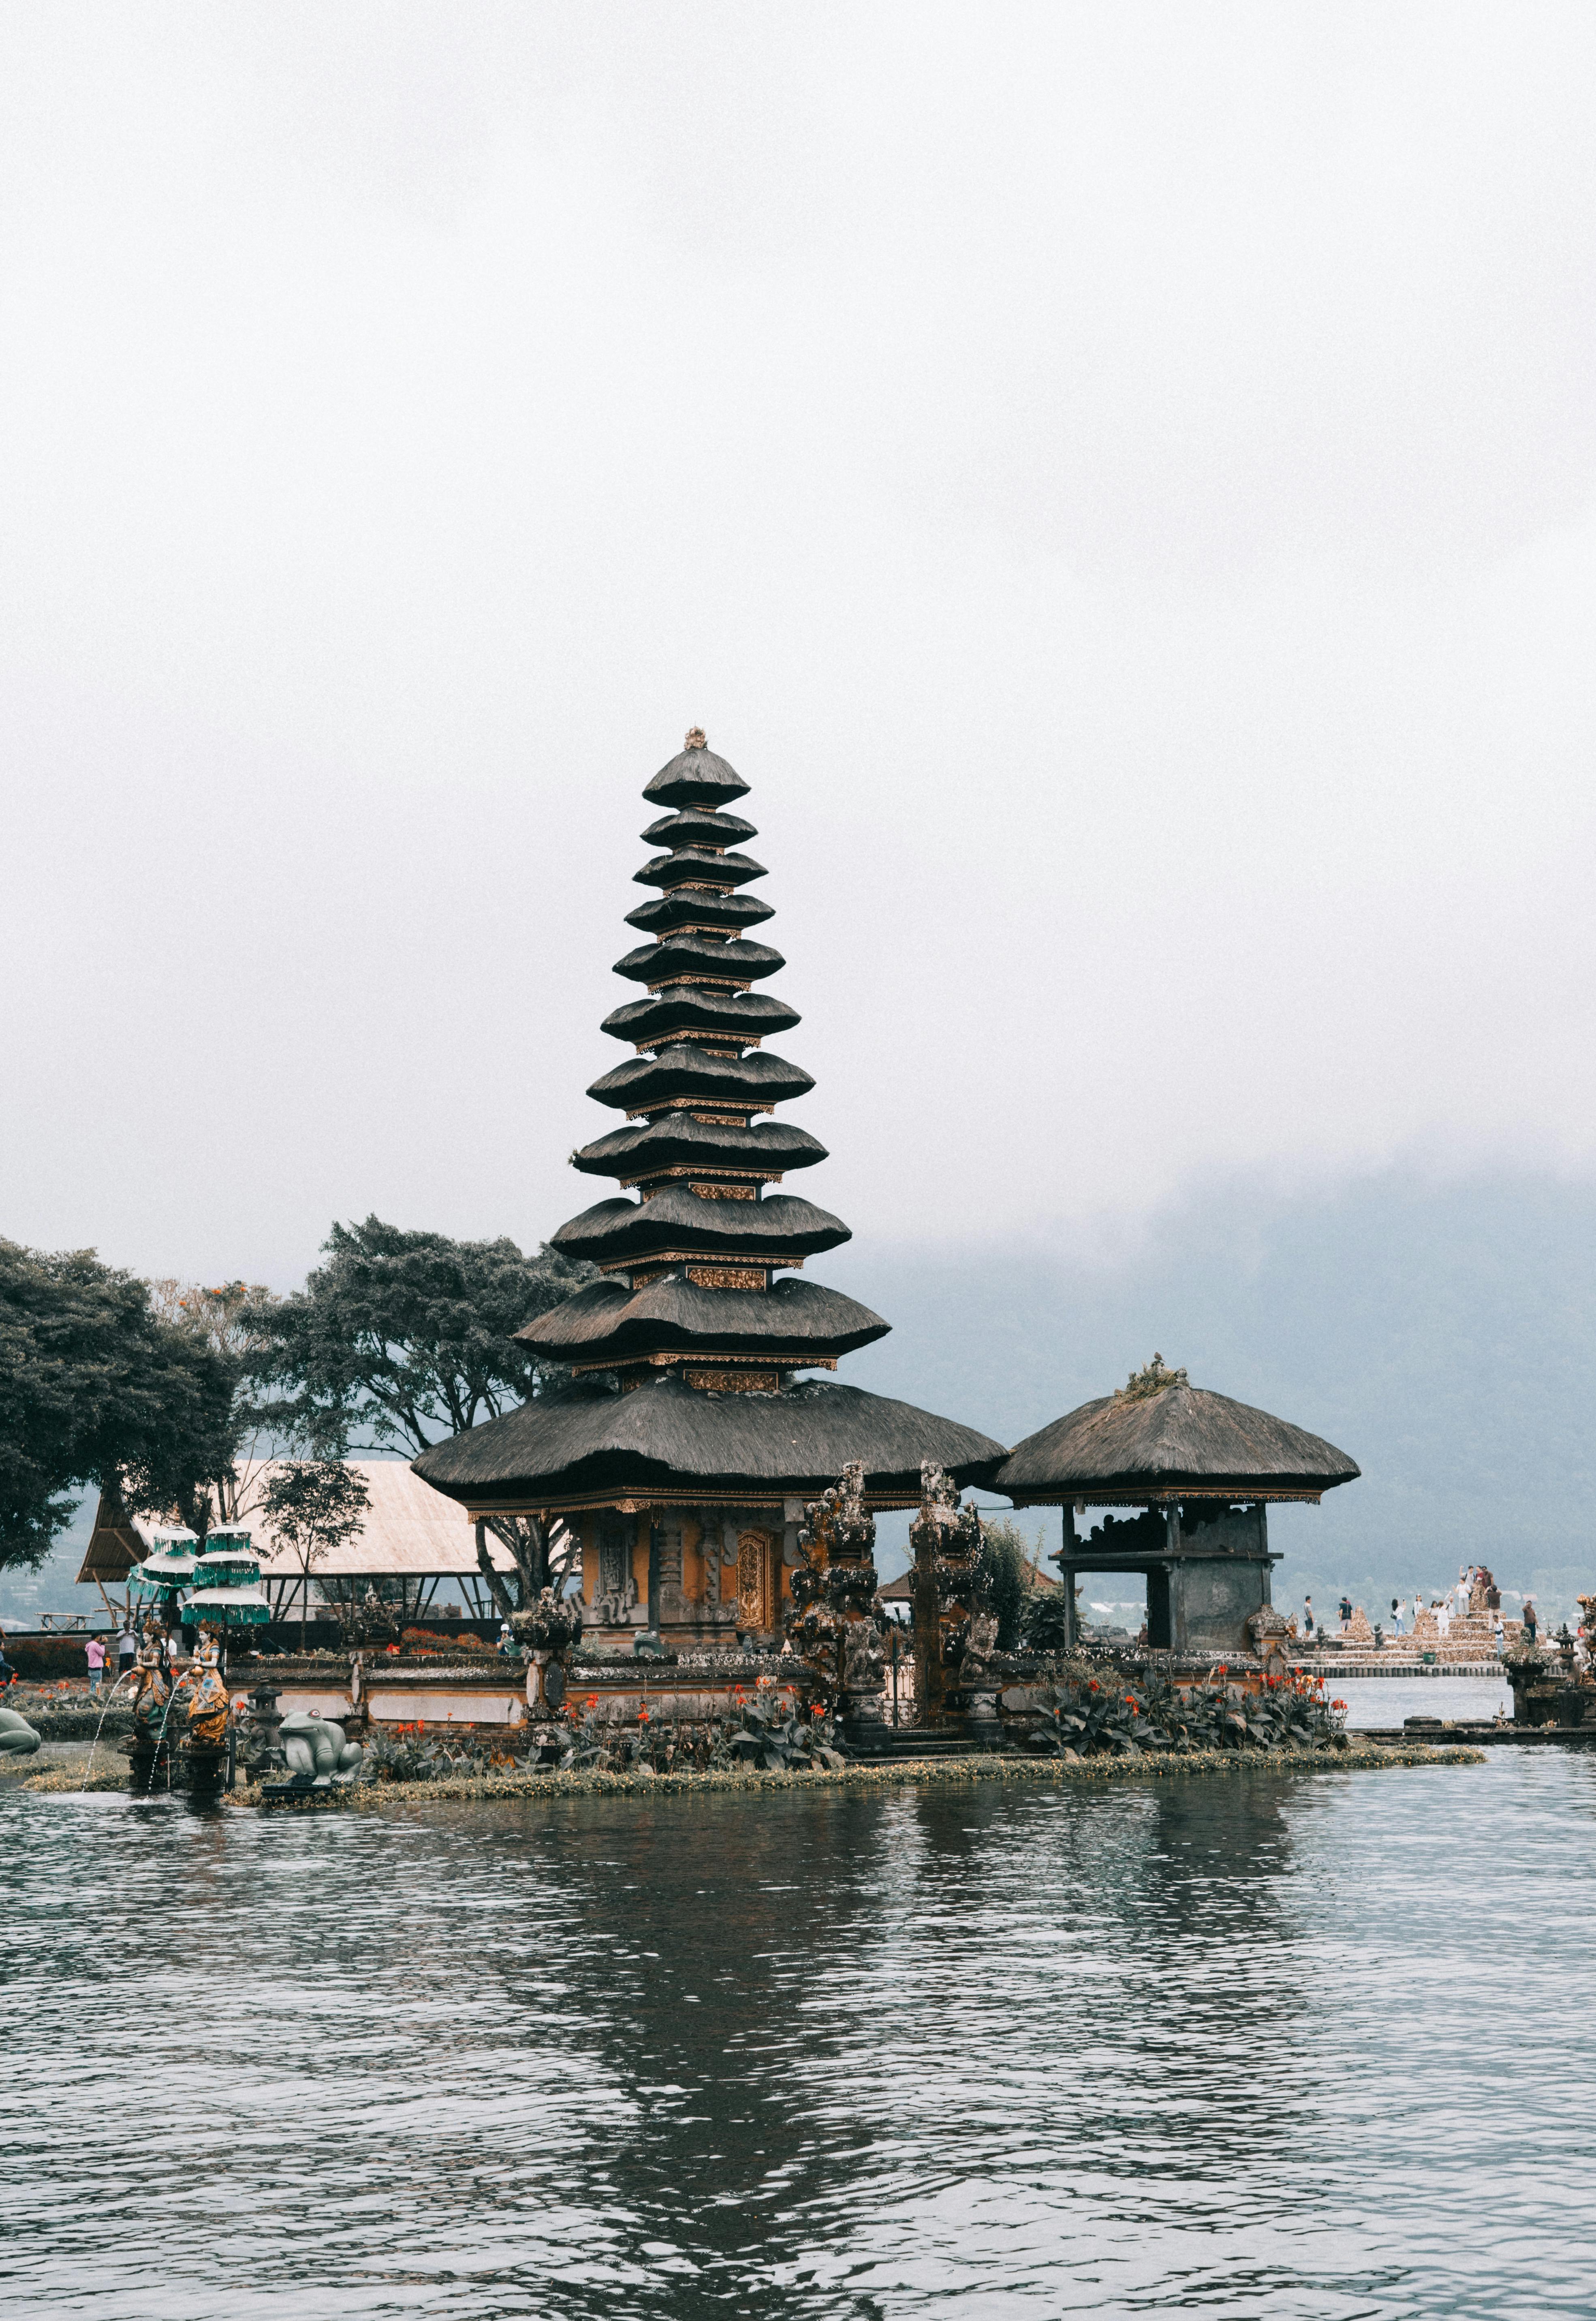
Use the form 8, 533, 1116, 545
413, 1376, 1005, 1512
995, 1377, 1360, 1505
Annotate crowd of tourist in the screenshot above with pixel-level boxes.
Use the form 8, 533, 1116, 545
1297, 1565, 1540, 1657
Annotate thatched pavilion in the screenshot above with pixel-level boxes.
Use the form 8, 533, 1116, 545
993, 1356, 1359, 1654
415, 732, 1004, 1645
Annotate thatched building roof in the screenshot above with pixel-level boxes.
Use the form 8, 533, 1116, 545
414, 1377, 1004, 1514
412, 729, 1003, 1493
996, 1363, 1360, 1506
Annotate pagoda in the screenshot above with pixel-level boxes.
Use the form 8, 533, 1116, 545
415, 732, 1004, 1645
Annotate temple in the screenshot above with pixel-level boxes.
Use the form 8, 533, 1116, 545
415, 732, 1004, 1646
995, 1356, 1359, 1656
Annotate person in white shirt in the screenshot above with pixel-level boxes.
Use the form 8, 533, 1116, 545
1456, 1570, 1471, 1617
1391, 1597, 1406, 1637
1437, 1598, 1452, 1640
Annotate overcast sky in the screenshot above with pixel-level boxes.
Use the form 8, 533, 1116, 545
3, 3, 1593, 1289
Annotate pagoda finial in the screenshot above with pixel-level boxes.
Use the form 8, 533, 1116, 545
685, 726, 707, 750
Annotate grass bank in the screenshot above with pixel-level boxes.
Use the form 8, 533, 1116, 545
237, 1739, 1481, 1809
17, 1741, 1484, 1805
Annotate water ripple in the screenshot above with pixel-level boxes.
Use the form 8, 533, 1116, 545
4, 1756, 1594, 2317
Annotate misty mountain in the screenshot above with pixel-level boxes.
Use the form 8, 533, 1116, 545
820, 1168, 1596, 1625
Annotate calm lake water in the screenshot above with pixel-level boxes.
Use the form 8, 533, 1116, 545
5, 1754, 1595, 2319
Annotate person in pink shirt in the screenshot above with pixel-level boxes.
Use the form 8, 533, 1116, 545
85, 1634, 107, 1694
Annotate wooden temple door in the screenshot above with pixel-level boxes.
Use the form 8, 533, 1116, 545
736, 1529, 777, 1633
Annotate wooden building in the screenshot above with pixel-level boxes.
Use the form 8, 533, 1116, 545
416, 732, 1004, 1645
993, 1356, 1359, 1655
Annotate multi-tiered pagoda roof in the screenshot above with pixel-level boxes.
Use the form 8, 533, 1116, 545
415, 732, 1004, 1513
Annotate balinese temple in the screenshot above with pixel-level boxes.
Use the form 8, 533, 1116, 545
416, 732, 1003, 1645
994, 1356, 1359, 1654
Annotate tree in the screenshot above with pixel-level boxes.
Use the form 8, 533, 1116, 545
245, 1217, 598, 1613
258, 1460, 372, 1652
146, 1277, 282, 1533
0, 1239, 240, 1573
974, 1515, 1048, 1651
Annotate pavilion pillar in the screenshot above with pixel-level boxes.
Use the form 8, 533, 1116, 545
1060, 1504, 1078, 1650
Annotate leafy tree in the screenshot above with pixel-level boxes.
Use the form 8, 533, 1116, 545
258, 1459, 373, 1653
246, 1217, 598, 1613
974, 1515, 1049, 1651
0, 1240, 239, 1571
147, 1277, 283, 1530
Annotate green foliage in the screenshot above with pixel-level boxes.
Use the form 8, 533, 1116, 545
244, 1215, 596, 1458
1004, 1665, 1345, 1758
259, 1460, 372, 1649
0, 1240, 239, 1571
1019, 1587, 1074, 1654
363, 1721, 529, 1783
558, 1688, 844, 1775
973, 1515, 1047, 1651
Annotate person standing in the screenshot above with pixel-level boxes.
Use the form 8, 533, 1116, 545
117, 1623, 137, 1682
1302, 1596, 1315, 1638
1456, 1569, 1471, 1618
1391, 1597, 1406, 1638
1523, 1598, 1538, 1645
1339, 1595, 1352, 1632
1437, 1597, 1451, 1641
85, 1633, 106, 1694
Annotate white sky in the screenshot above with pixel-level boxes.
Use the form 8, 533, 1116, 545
3, 2, 1594, 1286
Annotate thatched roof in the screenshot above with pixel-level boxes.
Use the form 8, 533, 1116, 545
413, 1375, 1006, 1512
996, 1380, 1360, 1505
625, 889, 775, 941
515, 1275, 888, 1365
572, 1114, 827, 1181
642, 805, 757, 849
635, 846, 767, 892
613, 932, 784, 988
643, 742, 751, 811
78, 1462, 512, 1585
587, 1046, 813, 1113
550, 1188, 850, 1268
601, 988, 801, 1047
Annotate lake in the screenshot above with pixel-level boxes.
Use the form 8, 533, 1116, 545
5, 1752, 1594, 2318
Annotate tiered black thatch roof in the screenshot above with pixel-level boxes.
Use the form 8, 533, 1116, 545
996, 1370, 1360, 1506
414, 730, 1008, 1512
552, 733, 874, 1377
415, 1376, 1003, 1512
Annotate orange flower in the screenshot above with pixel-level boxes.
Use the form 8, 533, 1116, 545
638, 1707, 651, 1722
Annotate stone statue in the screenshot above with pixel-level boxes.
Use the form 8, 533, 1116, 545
0, 1707, 41, 1757
1245, 1605, 1293, 1668
278, 1711, 365, 1786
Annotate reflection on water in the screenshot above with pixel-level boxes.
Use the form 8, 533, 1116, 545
4, 1755, 1596, 2318
1338, 1675, 1511, 1726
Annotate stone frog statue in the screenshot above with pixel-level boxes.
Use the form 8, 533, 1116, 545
279, 1710, 365, 1786
0, 1706, 41, 1757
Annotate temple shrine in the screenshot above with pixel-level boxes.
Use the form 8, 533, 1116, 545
996, 1355, 1360, 1654
416, 733, 1003, 1646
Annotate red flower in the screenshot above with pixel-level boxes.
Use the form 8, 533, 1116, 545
638, 1707, 650, 1722
1088, 1679, 1099, 1692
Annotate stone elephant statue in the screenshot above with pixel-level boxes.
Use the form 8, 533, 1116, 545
279, 1711, 364, 1785
0, 1706, 41, 1756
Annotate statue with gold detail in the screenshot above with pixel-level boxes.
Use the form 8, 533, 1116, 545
126, 1621, 170, 1735
182, 1643, 232, 1752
